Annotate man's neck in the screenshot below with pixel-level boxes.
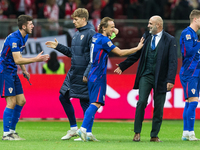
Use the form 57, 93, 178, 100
190, 24, 198, 32
19, 29, 26, 38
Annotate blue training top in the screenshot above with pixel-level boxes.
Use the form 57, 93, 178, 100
88, 33, 116, 83
179, 26, 200, 77
0, 30, 28, 75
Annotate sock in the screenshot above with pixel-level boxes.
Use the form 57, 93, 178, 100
183, 102, 189, 131
87, 116, 94, 133
87, 132, 92, 136
10, 105, 23, 130
81, 104, 98, 129
183, 131, 189, 136
70, 126, 78, 131
59, 94, 77, 127
3, 107, 14, 133
189, 131, 195, 136
9, 129, 16, 134
187, 101, 198, 131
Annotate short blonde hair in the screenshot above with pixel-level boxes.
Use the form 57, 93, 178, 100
71, 8, 89, 21
190, 9, 200, 23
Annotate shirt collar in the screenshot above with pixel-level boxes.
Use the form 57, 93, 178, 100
152, 30, 163, 38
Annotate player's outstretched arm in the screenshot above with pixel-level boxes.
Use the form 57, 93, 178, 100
45, 38, 58, 49
111, 37, 144, 57
13, 51, 49, 65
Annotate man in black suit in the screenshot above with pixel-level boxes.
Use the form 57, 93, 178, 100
114, 15, 177, 142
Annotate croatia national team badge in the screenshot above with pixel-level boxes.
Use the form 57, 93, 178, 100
80, 35, 84, 40
107, 41, 113, 47
12, 42, 17, 48
186, 34, 191, 40
191, 88, 196, 94
8, 87, 13, 93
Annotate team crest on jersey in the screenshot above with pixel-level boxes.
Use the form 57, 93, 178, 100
80, 35, 84, 40
8, 87, 13, 93
12, 42, 17, 48
107, 41, 113, 47
186, 34, 191, 40
191, 88, 196, 94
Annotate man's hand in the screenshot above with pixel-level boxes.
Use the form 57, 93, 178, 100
36, 51, 49, 62
114, 64, 122, 75
83, 76, 88, 83
167, 83, 174, 91
45, 38, 59, 49
23, 71, 30, 79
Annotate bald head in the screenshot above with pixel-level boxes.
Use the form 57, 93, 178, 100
148, 15, 163, 35
151, 16, 163, 28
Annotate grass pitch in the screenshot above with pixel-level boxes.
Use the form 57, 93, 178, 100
0, 120, 200, 150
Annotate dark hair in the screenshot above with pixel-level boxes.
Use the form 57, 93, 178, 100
98, 17, 114, 33
17, 15, 33, 29
48, 51, 60, 72
71, 8, 89, 21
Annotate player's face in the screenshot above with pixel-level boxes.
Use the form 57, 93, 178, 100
73, 17, 86, 29
105, 21, 115, 37
195, 17, 200, 29
24, 21, 34, 34
148, 18, 157, 35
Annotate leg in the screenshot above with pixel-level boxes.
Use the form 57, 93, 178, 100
3, 96, 16, 136
10, 94, 26, 131
59, 92, 77, 127
78, 103, 100, 141
182, 100, 189, 140
187, 97, 199, 141
59, 93, 78, 140
150, 91, 166, 138
134, 75, 153, 134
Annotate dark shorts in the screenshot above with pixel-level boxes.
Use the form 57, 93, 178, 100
180, 74, 199, 99
88, 81, 106, 106
0, 73, 23, 97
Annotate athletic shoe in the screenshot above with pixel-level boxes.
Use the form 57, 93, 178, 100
87, 134, 99, 142
12, 133, 25, 140
61, 129, 78, 140
189, 135, 200, 141
77, 129, 87, 142
2, 133, 15, 140
182, 135, 189, 141
74, 137, 82, 141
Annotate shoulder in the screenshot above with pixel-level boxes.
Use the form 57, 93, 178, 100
163, 31, 175, 39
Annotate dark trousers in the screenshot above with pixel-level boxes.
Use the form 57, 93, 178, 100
134, 74, 166, 137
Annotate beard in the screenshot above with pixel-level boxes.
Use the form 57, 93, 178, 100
149, 26, 157, 34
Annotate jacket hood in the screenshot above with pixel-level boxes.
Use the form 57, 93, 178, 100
77, 22, 95, 31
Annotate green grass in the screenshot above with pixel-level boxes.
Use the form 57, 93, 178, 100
0, 120, 200, 150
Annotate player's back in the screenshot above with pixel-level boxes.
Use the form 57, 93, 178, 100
88, 33, 115, 83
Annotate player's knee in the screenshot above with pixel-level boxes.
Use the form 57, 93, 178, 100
59, 94, 70, 104
17, 98, 26, 106
6, 99, 17, 109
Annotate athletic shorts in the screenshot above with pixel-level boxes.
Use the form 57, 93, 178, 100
180, 74, 199, 99
0, 73, 23, 97
88, 81, 106, 106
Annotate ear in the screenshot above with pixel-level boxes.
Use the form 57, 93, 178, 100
22, 24, 26, 30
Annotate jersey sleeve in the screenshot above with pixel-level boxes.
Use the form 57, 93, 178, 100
9, 38, 21, 52
102, 37, 116, 53
182, 31, 200, 57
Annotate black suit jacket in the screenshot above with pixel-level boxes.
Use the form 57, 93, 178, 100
119, 31, 177, 93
